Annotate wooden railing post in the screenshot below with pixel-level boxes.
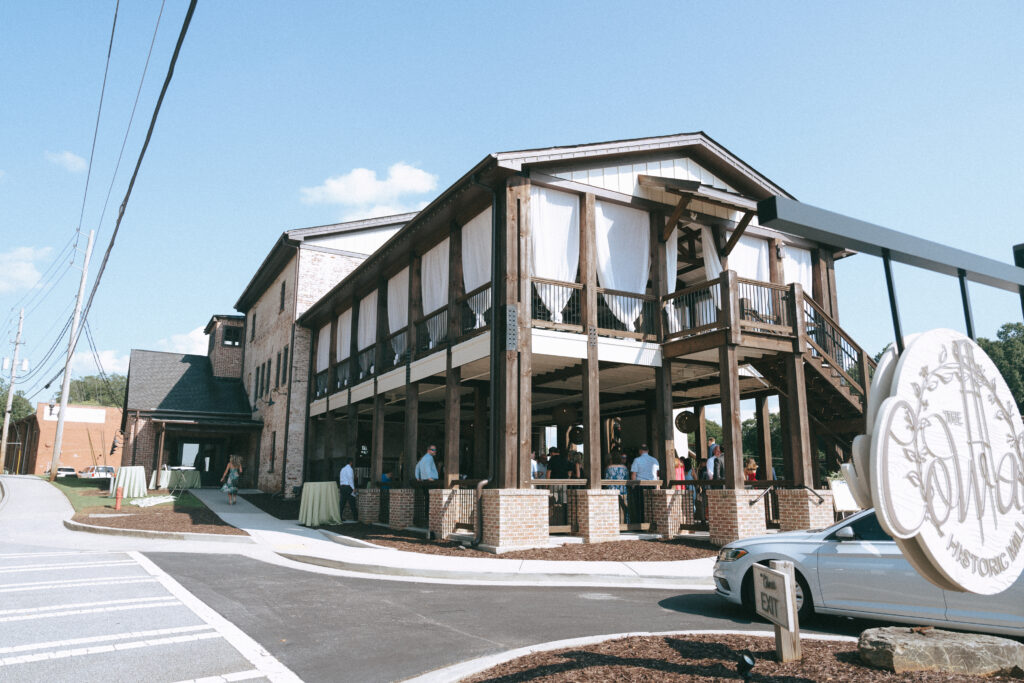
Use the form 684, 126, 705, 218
720, 269, 740, 345
788, 283, 805, 353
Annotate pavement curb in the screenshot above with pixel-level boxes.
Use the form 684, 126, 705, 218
278, 551, 714, 588
403, 629, 860, 682
316, 528, 395, 550
63, 518, 256, 543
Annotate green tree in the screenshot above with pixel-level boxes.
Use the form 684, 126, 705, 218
740, 412, 783, 462
0, 378, 33, 423
59, 374, 127, 408
978, 323, 1024, 413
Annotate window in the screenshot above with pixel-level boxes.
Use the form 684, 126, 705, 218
269, 432, 276, 472
280, 281, 287, 312
223, 326, 241, 347
254, 366, 261, 400
275, 352, 281, 388
282, 346, 289, 385
265, 360, 271, 395
250, 313, 256, 341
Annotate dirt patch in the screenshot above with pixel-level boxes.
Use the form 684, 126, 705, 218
464, 633, 1024, 682
72, 495, 247, 536
319, 523, 716, 561
241, 493, 300, 521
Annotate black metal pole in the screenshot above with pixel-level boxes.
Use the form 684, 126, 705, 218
958, 269, 975, 340
881, 248, 905, 354
1014, 244, 1024, 322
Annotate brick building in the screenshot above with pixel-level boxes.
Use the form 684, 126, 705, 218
233, 214, 410, 494
3, 403, 122, 476
120, 316, 261, 488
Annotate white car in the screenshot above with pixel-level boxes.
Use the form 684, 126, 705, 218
77, 466, 115, 479
713, 509, 1024, 638
55, 467, 77, 478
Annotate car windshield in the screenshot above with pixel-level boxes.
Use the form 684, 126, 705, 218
817, 508, 874, 535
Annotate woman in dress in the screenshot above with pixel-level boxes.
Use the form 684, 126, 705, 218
220, 455, 242, 505
604, 449, 629, 523
673, 456, 686, 490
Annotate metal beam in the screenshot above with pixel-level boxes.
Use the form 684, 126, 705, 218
882, 249, 905, 354
758, 197, 1024, 293
958, 269, 975, 340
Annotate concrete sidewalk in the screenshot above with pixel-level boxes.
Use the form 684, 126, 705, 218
189, 488, 716, 589
0, 475, 714, 589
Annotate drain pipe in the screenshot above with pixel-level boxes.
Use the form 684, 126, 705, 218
471, 478, 489, 547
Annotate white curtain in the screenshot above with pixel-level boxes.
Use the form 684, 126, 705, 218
665, 227, 682, 334
461, 207, 492, 328
357, 292, 377, 374
336, 309, 351, 361
783, 245, 814, 293
727, 234, 770, 282
315, 324, 330, 373
387, 268, 409, 363
422, 238, 449, 346
700, 225, 723, 315
595, 200, 650, 329
530, 186, 579, 323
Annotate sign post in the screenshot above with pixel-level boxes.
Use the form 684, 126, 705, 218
753, 560, 801, 662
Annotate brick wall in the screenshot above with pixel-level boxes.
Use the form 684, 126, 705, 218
389, 488, 414, 529
207, 320, 243, 379
777, 488, 834, 532
648, 489, 686, 538
707, 489, 768, 547
429, 488, 461, 540
571, 489, 619, 543
480, 489, 548, 552
24, 404, 123, 476
120, 413, 157, 485
357, 488, 380, 524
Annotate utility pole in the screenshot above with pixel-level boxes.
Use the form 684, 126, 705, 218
48, 230, 95, 481
1, 308, 25, 470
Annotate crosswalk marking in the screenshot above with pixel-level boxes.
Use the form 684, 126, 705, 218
0, 597, 179, 622
0, 576, 158, 593
0, 560, 136, 573
0, 631, 222, 667
175, 670, 266, 683
0, 624, 215, 655
0, 596, 178, 615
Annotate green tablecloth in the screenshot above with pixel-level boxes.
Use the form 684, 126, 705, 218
298, 481, 342, 527
169, 469, 201, 491
109, 466, 147, 499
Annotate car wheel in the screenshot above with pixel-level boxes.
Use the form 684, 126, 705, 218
741, 565, 815, 624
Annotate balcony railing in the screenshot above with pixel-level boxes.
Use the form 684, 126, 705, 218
459, 283, 492, 336
661, 279, 722, 341
736, 279, 791, 336
314, 370, 329, 398
531, 279, 582, 330
334, 358, 351, 390
382, 328, 408, 371
802, 296, 871, 400
355, 347, 375, 380
596, 288, 658, 340
416, 307, 448, 355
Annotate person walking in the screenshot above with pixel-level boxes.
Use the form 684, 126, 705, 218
338, 457, 359, 522
707, 444, 725, 480
604, 450, 629, 523
629, 444, 659, 481
219, 455, 242, 505
415, 445, 438, 481
545, 447, 570, 479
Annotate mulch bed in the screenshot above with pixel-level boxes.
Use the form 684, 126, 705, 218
241, 493, 300, 521
463, 633, 1024, 682
319, 522, 717, 561
72, 489, 247, 536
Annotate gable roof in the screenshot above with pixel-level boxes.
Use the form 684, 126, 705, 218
235, 213, 415, 312
124, 350, 252, 417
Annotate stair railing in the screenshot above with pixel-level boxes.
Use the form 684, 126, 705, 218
801, 293, 874, 402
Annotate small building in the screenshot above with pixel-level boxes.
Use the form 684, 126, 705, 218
3, 403, 122, 476
120, 315, 261, 487
233, 214, 410, 494
297, 132, 869, 549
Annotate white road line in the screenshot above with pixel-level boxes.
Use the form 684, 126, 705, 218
0, 551, 117, 559
0, 598, 179, 622
0, 632, 222, 667
130, 552, 301, 683
0, 624, 214, 655
175, 670, 265, 683
0, 560, 137, 573
0, 596, 177, 615
0, 576, 158, 593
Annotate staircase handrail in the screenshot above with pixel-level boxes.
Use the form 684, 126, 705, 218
802, 293, 876, 396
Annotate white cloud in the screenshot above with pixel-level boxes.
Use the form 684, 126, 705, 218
155, 326, 208, 355
71, 349, 131, 376
45, 150, 87, 173
0, 246, 52, 294
300, 162, 437, 212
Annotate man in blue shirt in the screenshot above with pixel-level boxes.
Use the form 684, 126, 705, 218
338, 458, 358, 522
415, 445, 438, 481
629, 444, 660, 481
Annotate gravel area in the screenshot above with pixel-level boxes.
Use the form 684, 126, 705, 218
464, 633, 1024, 682
241, 493, 300, 521
320, 523, 716, 561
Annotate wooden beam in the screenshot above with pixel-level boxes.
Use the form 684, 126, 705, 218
532, 360, 623, 386
721, 211, 754, 258
719, 343, 744, 489
403, 253, 421, 484
652, 211, 675, 485
755, 395, 774, 481
517, 179, 534, 488
444, 223, 464, 485
371, 278, 388, 485
662, 195, 692, 241
637, 174, 702, 193
580, 193, 602, 489
473, 384, 487, 479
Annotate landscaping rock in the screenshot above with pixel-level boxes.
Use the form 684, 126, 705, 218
858, 626, 1024, 675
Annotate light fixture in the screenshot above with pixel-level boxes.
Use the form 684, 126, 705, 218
737, 654, 755, 681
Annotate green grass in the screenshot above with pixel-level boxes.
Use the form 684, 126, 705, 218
46, 476, 205, 512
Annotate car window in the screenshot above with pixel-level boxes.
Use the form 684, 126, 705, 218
840, 512, 893, 542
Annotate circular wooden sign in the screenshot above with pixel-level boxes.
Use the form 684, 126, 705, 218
675, 411, 697, 433
568, 426, 584, 445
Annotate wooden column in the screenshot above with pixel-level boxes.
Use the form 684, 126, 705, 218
371, 280, 388, 486
490, 179, 520, 488
328, 313, 339, 393
785, 282, 813, 487
473, 384, 487, 478
769, 238, 785, 285
652, 211, 675, 485
444, 225, 464, 485
346, 295, 361, 466
516, 181, 534, 488
718, 268, 743, 489
153, 424, 166, 487
697, 405, 708, 461
404, 254, 422, 484
580, 193, 602, 488
755, 395, 774, 480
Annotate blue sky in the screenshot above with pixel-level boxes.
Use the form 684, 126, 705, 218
1, 1, 1022, 406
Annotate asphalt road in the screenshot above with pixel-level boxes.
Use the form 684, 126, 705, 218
146, 552, 873, 683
